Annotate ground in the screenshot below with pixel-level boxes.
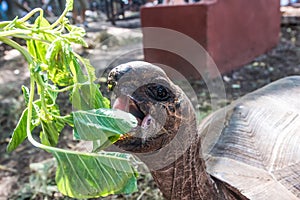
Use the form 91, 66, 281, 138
1, 7, 300, 200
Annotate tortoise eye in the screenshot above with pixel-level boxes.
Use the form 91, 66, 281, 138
147, 84, 171, 101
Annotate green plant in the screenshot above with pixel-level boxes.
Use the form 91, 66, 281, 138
1, 0, 139, 198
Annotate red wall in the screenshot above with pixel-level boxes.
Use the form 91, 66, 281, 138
141, 0, 280, 79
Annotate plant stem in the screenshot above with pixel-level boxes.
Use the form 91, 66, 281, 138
49, 85, 75, 93
26, 75, 102, 155
13, 35, 50, 44
0, 29, 31, 37
46, 83, 88, 93
26, 76, 71, 153
19, 8, 44, 23
0, 37, 33, 63
35, 74, 50, 120
26, 76, 40, 148
48, 3, 69, 30
25, 80, 122, 157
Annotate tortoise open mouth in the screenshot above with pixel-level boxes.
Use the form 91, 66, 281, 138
112, 95, 152, 143
113, 95, 145, 126
128, 98, 145, 126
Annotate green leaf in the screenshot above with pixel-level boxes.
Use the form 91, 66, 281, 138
2, 16, 18, 30
26, 17, 52, 64
7, 109, 36, 152
94, 86, 110, 109
3, 3, 141, 198
40, 117, 65, 147
52, 150, 138, 198
27, 39, 48, 64
45, 84, 59, 105
22, 85, 30, 105
64, 24, 87, 47
73, 108, 137, 148
45, 38, 62, 62
32, 101, 41, 126
82, 58, 96, 82
26, 39, 37, 60
34, 15, 51, 28
92, 135, 119, 152
46, 39, 74, 86
69, 54, 86, 84
65, 0, 74, 12
69, 56, 110, 110
62, 114, 74, 127
72, 84, 110, 110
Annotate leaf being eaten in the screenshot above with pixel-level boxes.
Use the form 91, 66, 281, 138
73, 108, 137, 149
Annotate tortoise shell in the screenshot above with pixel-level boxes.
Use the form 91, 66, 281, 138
108, 61, 300, 199
200, 76, 300, 199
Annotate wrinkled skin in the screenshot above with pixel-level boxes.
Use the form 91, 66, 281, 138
107, 61, 247, 200
107, 61, 185, 153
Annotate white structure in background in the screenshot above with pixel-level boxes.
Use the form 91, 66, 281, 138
281, 0, 298, 6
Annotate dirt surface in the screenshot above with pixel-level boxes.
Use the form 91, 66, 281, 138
1, 8, 300, 200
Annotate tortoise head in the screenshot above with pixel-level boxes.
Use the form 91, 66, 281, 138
108, 61, 193, 153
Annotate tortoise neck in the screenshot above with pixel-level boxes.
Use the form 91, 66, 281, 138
149, 134, 220, 200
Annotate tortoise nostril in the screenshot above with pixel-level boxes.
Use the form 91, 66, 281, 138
108, 65, 132, 82
107, 65, 133, 91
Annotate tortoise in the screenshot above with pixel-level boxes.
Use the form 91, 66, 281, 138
107, 61, 300, 200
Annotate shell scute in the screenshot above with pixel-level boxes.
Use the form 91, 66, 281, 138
202, 76, 300, 199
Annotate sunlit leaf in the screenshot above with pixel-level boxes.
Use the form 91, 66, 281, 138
72, 84, 110, 110
82, 58, 96, 82
45, 84, 59, 105
32, 101, 41, 126
46, 39, 74, 86
68, 54, 86, 83
65, 0, 74, 12
3, 16, 18, 30
35, 15, 51, 28
64, 24, 87, 47
26, 16, 51, 64
26, 39, 37, 60
22, 85, 30, 105
52, 151, 138, 198
27, 38, 48, 64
